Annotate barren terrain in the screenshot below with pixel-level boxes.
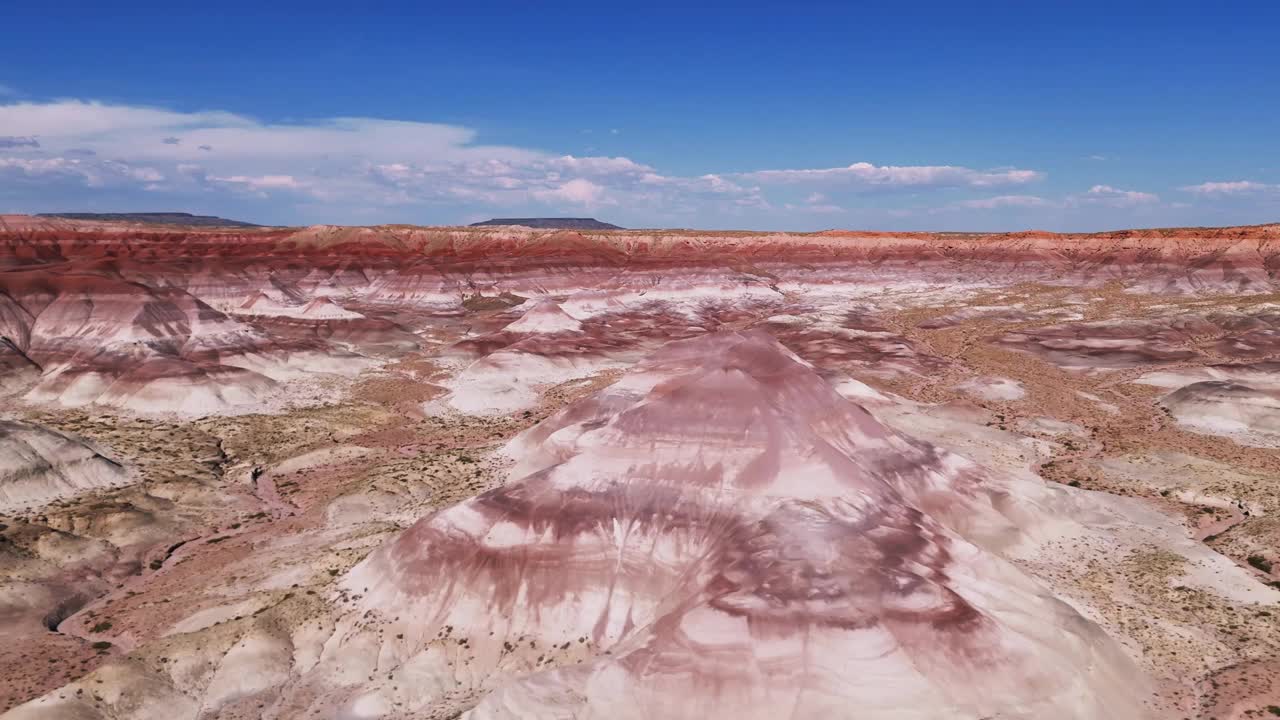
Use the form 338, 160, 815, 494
1, 215, 1278, 719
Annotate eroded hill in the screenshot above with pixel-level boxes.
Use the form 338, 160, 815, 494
0, 215, 1278, 719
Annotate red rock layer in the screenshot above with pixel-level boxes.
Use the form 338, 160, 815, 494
2, 216, 1278, 413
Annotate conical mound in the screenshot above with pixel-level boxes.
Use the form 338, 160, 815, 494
337, 330, 1144, 719
501, 298, 583, 334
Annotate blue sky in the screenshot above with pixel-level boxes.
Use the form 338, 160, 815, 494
2, 0, 1277, 230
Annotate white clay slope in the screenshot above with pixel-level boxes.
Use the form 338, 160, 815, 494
501, 299, 583, 334
337, 330, 1147, 720
1161, 380, 1280, 447
0, 420, 129, 511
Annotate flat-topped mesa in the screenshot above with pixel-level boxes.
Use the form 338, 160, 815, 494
337, 330, 1144, 719
34, 212, 261, 228
469, 217, 624, 230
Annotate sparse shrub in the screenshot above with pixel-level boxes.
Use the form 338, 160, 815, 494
90, 621, 112, 633
1247, 555, 1273, 573
90, 641, 112, 651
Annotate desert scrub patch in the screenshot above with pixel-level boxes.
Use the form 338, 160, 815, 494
1127, 548, 1187, 578
1247, 555, 1273, 573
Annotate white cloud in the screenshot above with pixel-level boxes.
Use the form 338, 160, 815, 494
0, 156, 165, 187
1077, 185, 1159, 207
783, 191, 843, 213
212, 174, 303, 192
127, 166, 165, 182
534, 178, 610, 206
1181, 180, 1277, 195
736, 161, 1042, 188
0, 100, 249, 139
549, 155, 649, 175
784, 202, 843, 213
941, 187, 1166, 215
0, 99, 1050, 224
0, 100, 535, 170
955, 194, 1054, 209
0, 136, 39, 149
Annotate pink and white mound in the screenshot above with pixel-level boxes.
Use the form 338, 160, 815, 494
998, 319, 1204, 370
754, 308, 947, 380
955, 376, 1026, 402
440, 301, 595, 413
0, 420, 128, 511
236, 293, 366, 321
235, 291, 299, 316
337, 330, 1143, 719
501, 299, 582, 334
298, 297, 364, 320
1161, 380, 1280, 447
1135, 362, 1280, 390
21, 343, 280, 414
0, 272, 387, 414
555, 268, 782, 321
444, 348, 613, 415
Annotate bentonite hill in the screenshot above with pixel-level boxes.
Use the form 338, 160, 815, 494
0, 214, 1278, 719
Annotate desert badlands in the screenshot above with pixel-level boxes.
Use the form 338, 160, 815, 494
0, 214, 1278, 719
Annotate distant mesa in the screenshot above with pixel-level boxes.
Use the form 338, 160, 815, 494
36, 212, 262, 228
469, 217, 623, 230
